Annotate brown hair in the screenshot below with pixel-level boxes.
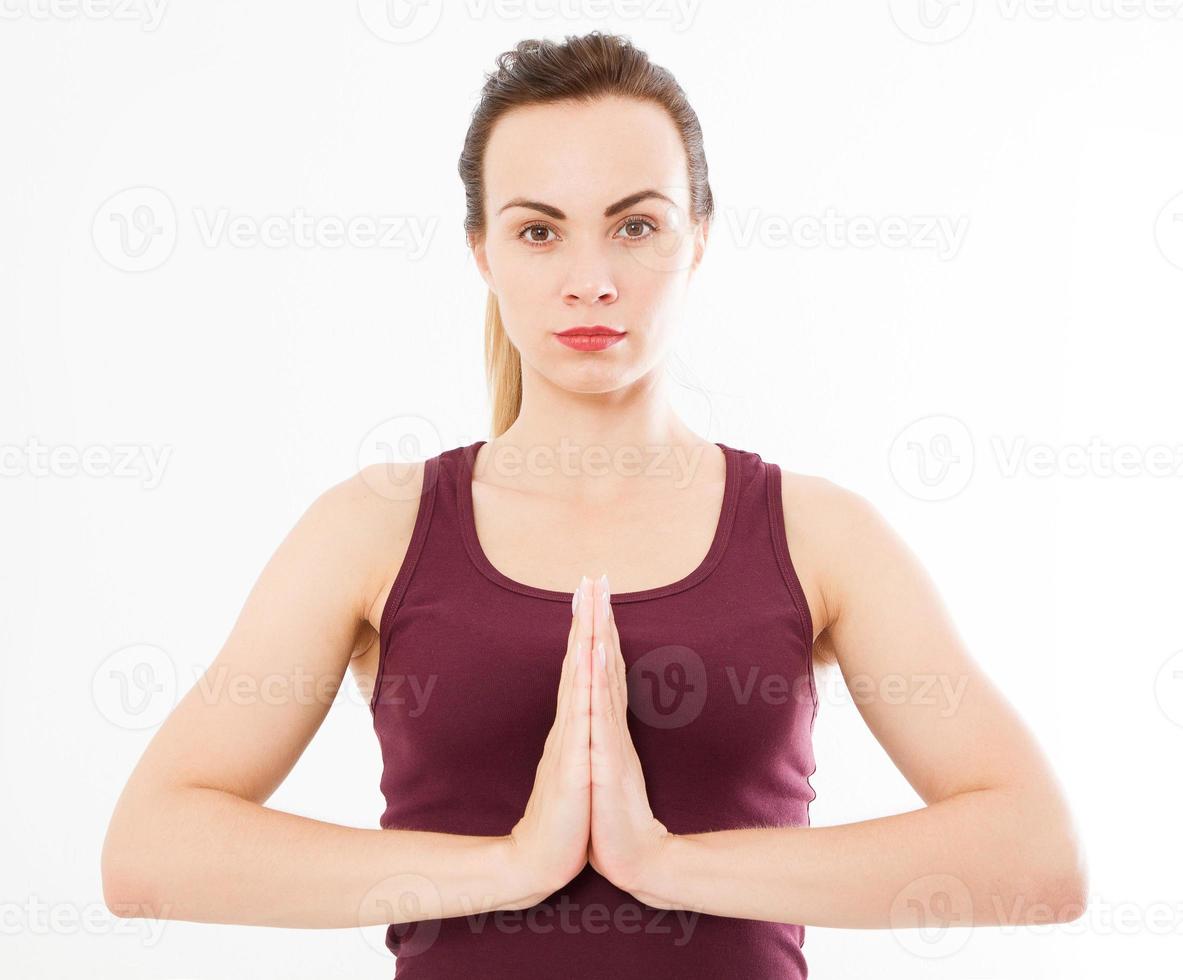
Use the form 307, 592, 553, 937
457, 30, 715, 437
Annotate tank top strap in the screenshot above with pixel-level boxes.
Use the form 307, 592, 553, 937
712, 444, 814, 652
374, 441, 811, 645
374, 451, 443, 658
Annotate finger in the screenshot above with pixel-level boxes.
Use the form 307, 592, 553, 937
548, 613, 576, 755
569, 624, 592, 773
550, 583, 586, 766
558, 575, 592, 708
565, 576, 593, 756
606, 594, 630, 733
593, 576, 628, 733
556, 587, 582, 711
592, 636, 618, 739
590, 635, 611, 768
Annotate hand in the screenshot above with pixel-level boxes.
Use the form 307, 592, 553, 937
586, 573, 672, 895
506, 575, 595, 898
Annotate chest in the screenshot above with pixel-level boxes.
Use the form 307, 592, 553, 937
468, 477, 727, 595
369, 447, 818, 836
372, 585, 817, 835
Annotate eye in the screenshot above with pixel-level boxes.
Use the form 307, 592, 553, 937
518, 222, 559, 248
615, 215, 659, 241
516, 215, 660, 249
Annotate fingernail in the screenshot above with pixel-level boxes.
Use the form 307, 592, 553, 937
598, 572, 610, 605
573, 574, 590, 615
596, 641, 606, 669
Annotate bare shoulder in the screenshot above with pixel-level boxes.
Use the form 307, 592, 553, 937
313, 460, 428, 649
777, 467, 888, 656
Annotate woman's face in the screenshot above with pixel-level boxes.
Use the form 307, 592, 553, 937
472, 96, 709, 394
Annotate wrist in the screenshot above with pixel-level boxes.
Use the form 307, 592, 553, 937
627, 830, 684, 910
492, 835, 557, 910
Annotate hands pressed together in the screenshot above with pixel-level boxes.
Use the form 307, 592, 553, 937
507, 573, 672, 902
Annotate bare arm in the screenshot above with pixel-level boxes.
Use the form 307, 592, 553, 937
101, 463, 549, 928
628, 477, 1089, 928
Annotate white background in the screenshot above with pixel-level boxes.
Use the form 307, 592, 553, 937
3, 1, 1182, 977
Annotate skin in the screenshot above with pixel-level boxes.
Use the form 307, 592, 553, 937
583, 572, 670, 887
101, 94, 1088, 934
472, 96, 1089, 925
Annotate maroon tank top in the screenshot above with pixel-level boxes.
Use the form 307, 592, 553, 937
369, 440, 818, 978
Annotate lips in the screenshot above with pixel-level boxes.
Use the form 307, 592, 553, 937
554, 326, 627, 351
555, 325, 626, 337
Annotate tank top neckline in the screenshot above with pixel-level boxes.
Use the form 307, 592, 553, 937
454, 439, 742, 604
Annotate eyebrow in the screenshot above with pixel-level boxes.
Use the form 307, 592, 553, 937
497, 189, 676, 220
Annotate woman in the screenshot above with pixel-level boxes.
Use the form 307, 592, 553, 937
101, 31, 1088, 978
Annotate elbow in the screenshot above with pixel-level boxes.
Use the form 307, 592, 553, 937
102, 866, 147, 919
1041, 848, 1090, 924
999, 785, 1090, 924
101, 843, 152, 919
102, 880, 145, 920
101, 814, 161, 919
1023, 826, 1089, 925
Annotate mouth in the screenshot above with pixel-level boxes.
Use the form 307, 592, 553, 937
554, 325, 627, 351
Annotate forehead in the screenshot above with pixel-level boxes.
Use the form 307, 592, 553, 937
483, 96, 689, 217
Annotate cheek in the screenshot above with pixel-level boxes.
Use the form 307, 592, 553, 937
618, 233, 696, 284
490, 248, 552, 298
617, 266, 684, 316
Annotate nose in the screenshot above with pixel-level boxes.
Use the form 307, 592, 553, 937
561, 242, 619, 307
564, 280, 618, 306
